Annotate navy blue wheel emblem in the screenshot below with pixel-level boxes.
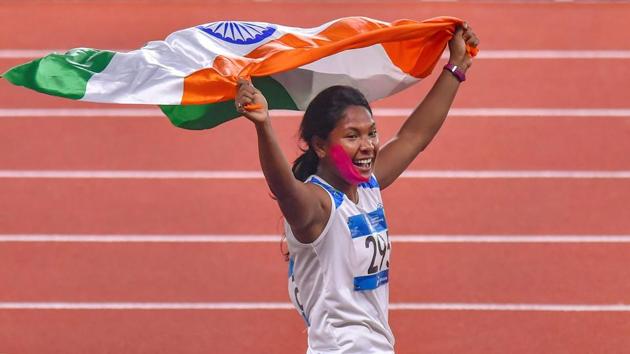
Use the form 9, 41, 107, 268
198, 21, 277, 45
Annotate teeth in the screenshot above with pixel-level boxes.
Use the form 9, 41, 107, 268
353, 158, 372, 169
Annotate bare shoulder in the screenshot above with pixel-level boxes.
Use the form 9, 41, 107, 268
288, 181, 333, 244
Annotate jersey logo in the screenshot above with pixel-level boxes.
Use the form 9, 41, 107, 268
347, 208, 387, 238
197, 21, 277, 45
354, 269, 389, 291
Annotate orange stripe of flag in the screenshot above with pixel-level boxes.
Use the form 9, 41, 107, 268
182, 17, 463, 105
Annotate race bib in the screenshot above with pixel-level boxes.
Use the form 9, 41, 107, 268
347, 207, 391, 291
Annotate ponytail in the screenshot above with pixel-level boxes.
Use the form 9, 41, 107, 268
292, 148, 319, 182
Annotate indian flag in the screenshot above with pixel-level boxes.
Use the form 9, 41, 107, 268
2, 16, 464, 130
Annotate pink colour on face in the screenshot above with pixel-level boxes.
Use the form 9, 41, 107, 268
329, 144, 369, 184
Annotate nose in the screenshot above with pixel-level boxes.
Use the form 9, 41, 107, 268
359, 135, 375, 151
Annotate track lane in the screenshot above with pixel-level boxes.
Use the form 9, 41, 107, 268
1, 310, 629, 354
1, 178, 629, 235
0, 310, 307, 354
2, 2, 629, 353
3, 59, 630, 108
1, 2, 628, 50
2, 242, 630, 304
1, 115, 629, 171
392, 310, 630, 354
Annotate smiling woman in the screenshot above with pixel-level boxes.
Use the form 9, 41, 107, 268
293, 86, 376, 187
234, 23, 478, 354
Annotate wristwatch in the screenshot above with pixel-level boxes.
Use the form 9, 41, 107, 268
443, 63, 466, 82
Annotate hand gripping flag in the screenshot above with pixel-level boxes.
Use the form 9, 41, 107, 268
2, 16, 470, 130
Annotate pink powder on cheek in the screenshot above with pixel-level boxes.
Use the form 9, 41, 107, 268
329, 144, 369, 184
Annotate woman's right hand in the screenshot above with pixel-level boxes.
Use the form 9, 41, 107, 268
447, 23, 479, 73
235, 78, 269, 124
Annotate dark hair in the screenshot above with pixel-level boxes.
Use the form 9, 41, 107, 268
291, 85, 372, 181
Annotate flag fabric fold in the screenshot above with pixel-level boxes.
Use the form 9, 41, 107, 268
3, 16, 464, 130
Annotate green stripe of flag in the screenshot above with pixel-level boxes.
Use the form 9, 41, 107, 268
3, 50, 299, 130
2, 48, 115, 100
160, 76, 299, 130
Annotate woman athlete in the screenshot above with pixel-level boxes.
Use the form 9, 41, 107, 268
235, 24, 479, 354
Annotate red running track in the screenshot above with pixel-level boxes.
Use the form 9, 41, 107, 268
2, 178, 630, 235
1, 115, 630, 171
3, 310, 630, 354
2, 1, 630, 354
3, 242, 630, 304
1, 1, 628, 50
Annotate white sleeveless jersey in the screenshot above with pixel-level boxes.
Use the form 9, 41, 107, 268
285, 175, 394, 354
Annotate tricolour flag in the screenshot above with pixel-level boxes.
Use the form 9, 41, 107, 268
2, 16, 464, 130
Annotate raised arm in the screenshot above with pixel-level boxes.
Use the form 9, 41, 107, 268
374, 24, 479, 189
235, 79, 329, 243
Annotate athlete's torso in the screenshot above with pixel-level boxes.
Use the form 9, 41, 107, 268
285, 175, 394, 354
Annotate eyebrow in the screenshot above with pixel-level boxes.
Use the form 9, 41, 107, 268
344, 122, 376, 131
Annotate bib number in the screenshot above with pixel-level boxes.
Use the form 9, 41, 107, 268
347, 208, 391, 291
365, 233, 389, 274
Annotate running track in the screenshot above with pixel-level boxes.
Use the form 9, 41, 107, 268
1, 1, 630, 353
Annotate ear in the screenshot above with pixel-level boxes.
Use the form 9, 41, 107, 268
312, 136, 328, 159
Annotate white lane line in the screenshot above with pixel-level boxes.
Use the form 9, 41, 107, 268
1, 302, 629, 312
401, 170, 630, 179
378, 108, 630, 117
0, 302, 293, 310
473, 50, 630, 59
0, 170, 267, 179
0, 49, 128, 58
3, 49, 630, 59
0, 234, 281, 243
2, 108, 630, 117
392, 235, 630, 243
0, 108, 163, 117
1, 170, 629, 179
2, 234, 630, 243
388, 303, 630, 312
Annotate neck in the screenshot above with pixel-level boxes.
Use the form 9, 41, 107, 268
316, 166, 359, 203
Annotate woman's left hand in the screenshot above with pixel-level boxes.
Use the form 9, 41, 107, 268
448, 23, 480, 72
235, 78, 269, 125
